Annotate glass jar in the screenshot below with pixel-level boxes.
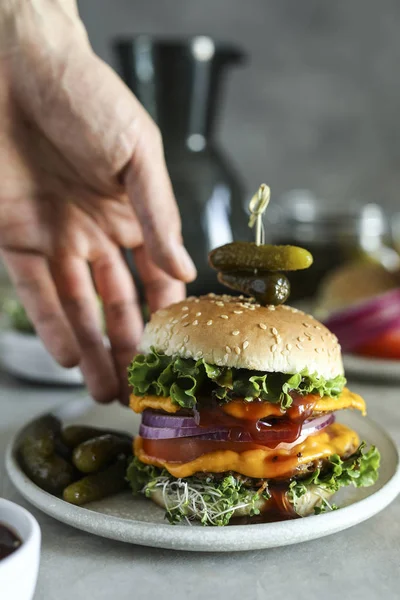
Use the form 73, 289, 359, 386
266, 190, 398, 300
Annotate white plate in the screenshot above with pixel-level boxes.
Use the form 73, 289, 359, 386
343, 353, 400, 382
5, 398, 400, 552
0, 331, 84, 385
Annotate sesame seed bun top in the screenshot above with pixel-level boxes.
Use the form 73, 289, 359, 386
139, 294, 344, 380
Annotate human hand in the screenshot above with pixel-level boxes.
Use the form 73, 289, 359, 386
0, 0, 196, 403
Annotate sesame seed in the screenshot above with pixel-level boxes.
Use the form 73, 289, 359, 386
304, 332, 313, 340
195, 312, 202, 317
187, 296, 195, 302
234, 346, 241, 355
194, 298, 200, 303
286, 343, 292, 351
223, 353, 229, 362
282, 349, 290, 356
303, 322, 310, 328
243, 341, 249, 350
297, 336, 305, 342
172, 319, 179, 324
267, 306, 276, 311
195, 351, 203, 359
220, 315, 229, 319
216, 301, 224, 307
183, 322, 190, 327
271, 327, 278, 335
181, 313, 189, 320
207, 320, 213, 326
232, 330, 240, 336
225, 346, 232, 353
208, 293, 216, 298
271, 344, 278, 352
233, 310, 243, 315
182, 306, 189, 311
249, 306, 256, 311
184, 335, 189, 343
296, 343, 304, 350
314, 325, 321, 330
259, 323, 267, 330
192, 320, 199, 326
315, 348, 322, 354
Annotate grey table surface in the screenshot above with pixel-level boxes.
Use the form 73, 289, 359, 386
1, 369, 399, 600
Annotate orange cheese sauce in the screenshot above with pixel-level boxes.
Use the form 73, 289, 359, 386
129, 387, 366, 417
134, 422, 359, 480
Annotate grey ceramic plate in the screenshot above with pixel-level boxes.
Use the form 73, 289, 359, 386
343, 353, 400, 382
5, 397, 400, 552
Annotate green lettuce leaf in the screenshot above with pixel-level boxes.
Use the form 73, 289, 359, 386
128, 347, 347, 410
127, 442, 380, 525
288, 443, 381, 510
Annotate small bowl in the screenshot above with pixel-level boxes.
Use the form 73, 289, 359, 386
0, 499, 41, 600
0, 331, 84, 385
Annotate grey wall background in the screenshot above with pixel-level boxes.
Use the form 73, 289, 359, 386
78, 0, 400, 211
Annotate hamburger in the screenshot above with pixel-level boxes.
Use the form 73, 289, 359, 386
126, 294, 379, 525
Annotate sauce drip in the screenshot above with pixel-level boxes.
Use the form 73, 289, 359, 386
0, 524, 22, 560
232, 484, 298, 525
196, 393, 320, 447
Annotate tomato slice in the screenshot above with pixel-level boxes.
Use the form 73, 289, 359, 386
142, 437, 269, 463
356, 329, 400, 360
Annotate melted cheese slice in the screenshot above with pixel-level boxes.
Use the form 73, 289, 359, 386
134, 423, 359, 479
129, 387, 366, 417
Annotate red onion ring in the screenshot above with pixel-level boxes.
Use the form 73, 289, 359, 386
139, 413, 335, 443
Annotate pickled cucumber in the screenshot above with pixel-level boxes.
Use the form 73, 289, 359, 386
62, 426, 131, 449
72, 434, 132, 473
21, 415, 62, 457
209, 242, 313, 272
19, 445, 75, 494
63, 458, 128, 505
63, 426, 112, 449
218, 271, 290, 305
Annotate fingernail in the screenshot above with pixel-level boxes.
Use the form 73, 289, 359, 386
173, 243, 197, 282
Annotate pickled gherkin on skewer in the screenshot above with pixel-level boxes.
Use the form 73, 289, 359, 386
218, 271, 290, 306
209, 242, 313, 273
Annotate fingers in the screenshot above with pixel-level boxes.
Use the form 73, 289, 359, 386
92, 248, 143, 405
124, 123, 197, 283
51, 255, 119, 403
0, 249, 80, 367
133, 245, 185, 314
11, 33, 197, 284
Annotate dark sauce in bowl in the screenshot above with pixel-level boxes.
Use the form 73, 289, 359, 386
0, 523, 22, 560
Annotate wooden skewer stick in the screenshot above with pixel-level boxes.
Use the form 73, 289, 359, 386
248, 184, 270, 246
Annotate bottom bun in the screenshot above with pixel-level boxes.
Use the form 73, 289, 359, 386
149, 483, 334, 520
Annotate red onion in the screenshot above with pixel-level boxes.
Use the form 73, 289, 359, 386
142, 410, 197, 429
139, 413, 334, 444
139, 423, 222, 439
324, 289, 400, 351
